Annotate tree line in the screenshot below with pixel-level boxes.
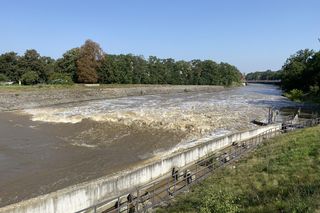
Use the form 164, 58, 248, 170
245, 49, 320, 101
0, 40, 242, 86
245, 70, 281, 81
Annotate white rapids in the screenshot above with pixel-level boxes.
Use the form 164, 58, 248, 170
23, 84, 295, 141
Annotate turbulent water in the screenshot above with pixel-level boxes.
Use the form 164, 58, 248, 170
0, 84, 298, 207
23, 84, 295, 147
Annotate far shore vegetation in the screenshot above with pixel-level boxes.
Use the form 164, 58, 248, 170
246, 49, 320, 103
0, 39, 242, 87
158, 125, 320, 213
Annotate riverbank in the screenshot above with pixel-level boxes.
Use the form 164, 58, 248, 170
0, 84, 224, 111
159, 125, 320, 212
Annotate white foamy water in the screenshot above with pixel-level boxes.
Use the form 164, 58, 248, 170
23, 84, 296, 138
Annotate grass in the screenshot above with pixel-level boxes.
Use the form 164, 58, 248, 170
158, 126, 320, 213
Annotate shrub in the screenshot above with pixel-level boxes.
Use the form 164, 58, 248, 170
48, 72, 73, 85
0, 73, 8, 82
199, 189, 239, 213
21, 70, 39, 85
309, 85, 319, 96
285, 89, 304, 102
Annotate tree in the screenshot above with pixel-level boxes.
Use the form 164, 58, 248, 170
19, 49, 48, 82
0, 52, 21, 82
76, 40, 104, 83
281, 49, 314, 91
173, 60, 192, 85
0, 73, 8, 82
219, 63, 242, 86
21, 70, 39, 85
55, 48, 80, 82
0, 39, 244, 86
304, 51, 320, 90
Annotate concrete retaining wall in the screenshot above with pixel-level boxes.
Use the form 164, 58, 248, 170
0, 124, 281, 213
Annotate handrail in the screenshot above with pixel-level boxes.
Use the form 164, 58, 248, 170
76, 117, 320, 213
75, 127, 282, 213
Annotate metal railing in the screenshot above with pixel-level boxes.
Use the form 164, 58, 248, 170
76, 128, 281, 213
282, 117, 320, 132
76, 117, 320, 213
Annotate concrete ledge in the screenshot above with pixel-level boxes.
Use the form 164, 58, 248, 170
0, 124, 281, 213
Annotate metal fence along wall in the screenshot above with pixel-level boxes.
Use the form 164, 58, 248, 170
76, 127, 280, 213
77, 117, 320, 213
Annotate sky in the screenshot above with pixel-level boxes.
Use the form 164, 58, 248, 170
0, 0, 319, 73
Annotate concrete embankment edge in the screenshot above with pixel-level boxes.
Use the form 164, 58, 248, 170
0, 124, 281, 213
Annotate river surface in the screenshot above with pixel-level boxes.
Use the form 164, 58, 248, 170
0, 84, 299, 207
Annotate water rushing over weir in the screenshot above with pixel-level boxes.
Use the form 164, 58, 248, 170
24, 84, 295, 141
0, 84, 298, 207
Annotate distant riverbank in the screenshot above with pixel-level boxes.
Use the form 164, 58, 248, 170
0, 84, 224, 111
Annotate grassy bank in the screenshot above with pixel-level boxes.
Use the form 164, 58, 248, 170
159, 126, 320, 213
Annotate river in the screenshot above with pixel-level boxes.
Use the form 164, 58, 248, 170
0, 84, 299, 207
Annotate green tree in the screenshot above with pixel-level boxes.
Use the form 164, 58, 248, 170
304, 51, 320, 91
173, 60, 192, 85
199, 60, 219, 85
191, 60, 203, 85
55, 48, 80, 82
0, 52, 21, 82
281, 49, 314, 91
219, 62, 242, 86
19, 49, 49, 83
0, 73, 8, 82
21, 70, 39, 85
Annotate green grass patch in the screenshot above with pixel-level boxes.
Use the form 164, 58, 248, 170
159, 126, 320, 213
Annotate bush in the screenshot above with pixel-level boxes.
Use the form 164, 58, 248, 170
48, 72, 73, 85
0, 73, 8, 82
285, 89, 304, 102
199, 189, 239, 213
309, 85, 319, 96
21, 70, 39, 85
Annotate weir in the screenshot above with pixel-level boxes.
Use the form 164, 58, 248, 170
0, 124, 281, 213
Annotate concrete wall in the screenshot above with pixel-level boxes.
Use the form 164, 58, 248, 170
0, 124, 281, 213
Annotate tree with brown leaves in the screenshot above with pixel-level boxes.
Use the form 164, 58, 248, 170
76, 40, 104, 83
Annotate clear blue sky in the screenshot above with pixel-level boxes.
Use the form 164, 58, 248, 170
1, 0, 319, 73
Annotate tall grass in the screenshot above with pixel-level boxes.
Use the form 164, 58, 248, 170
159, 126, 320, 213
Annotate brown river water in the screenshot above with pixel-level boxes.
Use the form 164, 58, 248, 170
0, 84, 299, 207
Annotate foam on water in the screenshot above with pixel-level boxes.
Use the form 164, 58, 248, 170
23, 84, 297, 138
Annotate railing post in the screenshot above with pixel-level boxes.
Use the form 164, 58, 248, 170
172, 173, 179, 194
117, 197, 120, 213
136, 188, 140, 213
152, 183, 155, 205
167, 175, 170, 197
195, 163, 198, 183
